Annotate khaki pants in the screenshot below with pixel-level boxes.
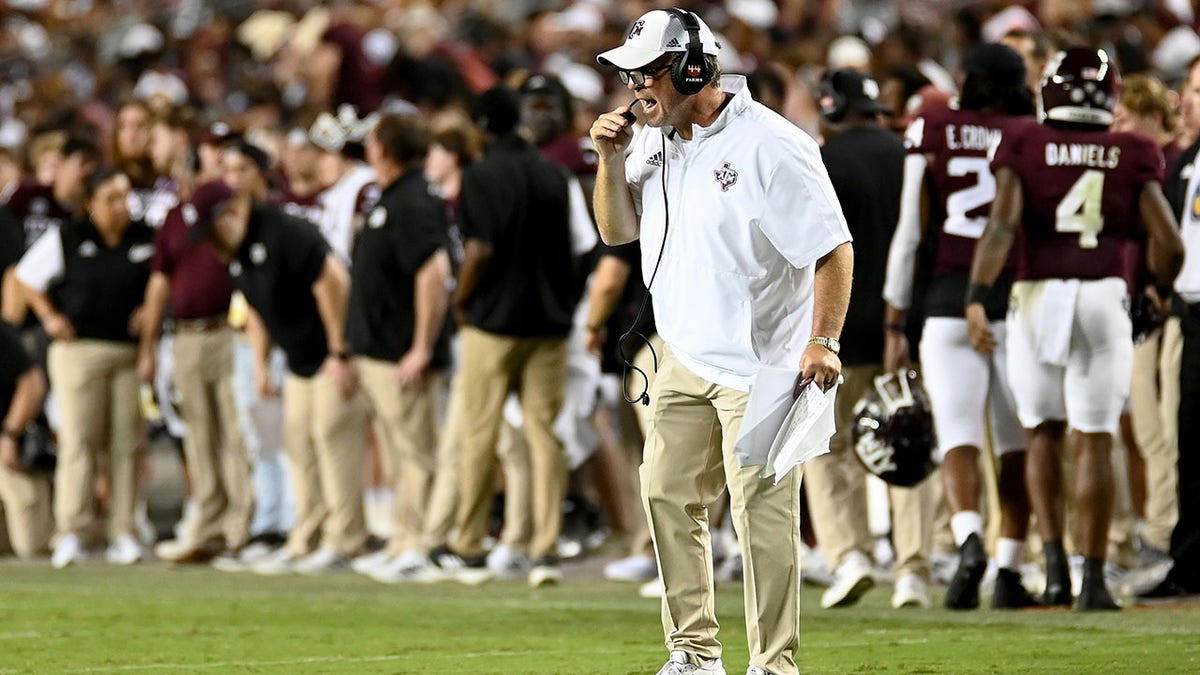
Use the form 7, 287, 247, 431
1129, 324, 1181, 550
173, 328, 252, 549
495, 421, 532, 551
47, 340, 143, 541
643, 345, 802, 675
451, 326, 567, 560
282, 369, 368, 557
0, 464, 52, 557
804, 364, 935, 578
423, 371, 461, 550
355, 357, 442, 555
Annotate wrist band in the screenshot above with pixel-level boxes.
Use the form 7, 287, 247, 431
965, 282, 991, 307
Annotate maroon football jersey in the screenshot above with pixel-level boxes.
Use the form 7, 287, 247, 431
2, 180, 71, 249
991, 119, 1164, 282
274, 190, 325, 228
906, 104, 1025, 275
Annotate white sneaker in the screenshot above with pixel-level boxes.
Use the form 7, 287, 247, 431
252, 547, 301, 575
655, 650, 726, 675
716, 552, 743, 583
931, 550, 959, 586
891, 573, 931, 608
351, 550, 393, 576
371, 550, 440, 584
528, 561, 563, 587
604, 554, 657, 582
487, 544, 531, 580
746, 668, 771, 675
821, 551, 875, 609
639, 576, 664, 598
52, 534, 85, 569
294, 548, 351, 575
105, 534, 145, 566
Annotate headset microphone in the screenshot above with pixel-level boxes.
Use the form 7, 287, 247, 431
621, 100, 641, 123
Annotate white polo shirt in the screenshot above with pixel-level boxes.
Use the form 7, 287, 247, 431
626, 75, 851, 391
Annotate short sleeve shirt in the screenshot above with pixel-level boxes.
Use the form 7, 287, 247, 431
150, 207, 234, 320
0, 321, 33, 419
229, 205, 331, 377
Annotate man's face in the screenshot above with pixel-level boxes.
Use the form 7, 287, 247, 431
282, 141, 321, 186
521, 93, 567, 145
424, 143, 457, 185
223, 150, 266, 199
365, 130, 387, 177
55, 152, 94, 198
1179, 63, 1200, 138
624, 55, 689, 129
210, 197, 251, 258
116, 104, 151, 159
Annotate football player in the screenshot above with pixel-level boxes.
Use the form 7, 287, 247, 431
967, 47, 1184, 611
883, 42, 1038, 610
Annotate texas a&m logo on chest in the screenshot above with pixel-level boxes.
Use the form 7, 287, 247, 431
714, 162, 738, 192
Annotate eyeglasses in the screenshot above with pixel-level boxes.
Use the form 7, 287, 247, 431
618, 63, 672, 86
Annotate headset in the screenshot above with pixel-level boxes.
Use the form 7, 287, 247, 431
816, 70, 848, 123
665, 9, 712, 96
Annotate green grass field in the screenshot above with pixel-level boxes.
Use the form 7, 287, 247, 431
1, 560, 1197, 674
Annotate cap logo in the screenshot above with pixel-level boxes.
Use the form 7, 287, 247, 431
667, 37, 681, 48
182, 204, 198, 226
250, 243, 267, 265
862, 78, 880, 100
629, 20, 645, 38
1082, 67, 1100, 80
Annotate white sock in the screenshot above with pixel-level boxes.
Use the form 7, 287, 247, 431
950, 511, 984, 547
996, 537, 1024, 571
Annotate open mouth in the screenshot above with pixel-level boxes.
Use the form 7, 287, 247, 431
640, 98, 659, 112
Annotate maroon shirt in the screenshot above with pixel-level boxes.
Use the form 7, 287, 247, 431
275, 189, 325, 228
322, 23, 383, 113
538, 133, 598, 178
992, 119, 1164, 283
150, 206, 233, 320
3, 180, 71, 249
906, 104, 1024, 275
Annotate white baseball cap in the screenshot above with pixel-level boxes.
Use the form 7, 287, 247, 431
597, 9, 719, 71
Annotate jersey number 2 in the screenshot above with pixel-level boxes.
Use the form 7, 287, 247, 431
944, 157, 994, 239
1055, 170, 1105, 249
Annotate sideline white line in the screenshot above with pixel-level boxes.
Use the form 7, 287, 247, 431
64, 655, 406, 673
0, 631, 40, 640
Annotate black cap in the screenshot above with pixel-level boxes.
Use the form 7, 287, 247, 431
965, 43, 1027, 88
470, 86, 521, 136
818, 69, 891, 121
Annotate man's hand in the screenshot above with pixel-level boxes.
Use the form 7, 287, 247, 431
883, 329, 911, 374
966, 303, 995, 355
589, 103, 638, 161
255, 362, 278, 399
585, 326, 606, 356
43, 312, 76, 341
799, 343, 842, 395
127, 305, 146, 338
395, 346, 433, 391
0, 435, 21, 472
324, 355, 359, 400
136, 346, 157, 384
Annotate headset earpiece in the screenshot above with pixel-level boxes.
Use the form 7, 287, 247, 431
665, 9, 711, 96
817, 71, 848, 123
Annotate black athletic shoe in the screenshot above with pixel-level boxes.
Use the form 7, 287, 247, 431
1077, 580, 1121, 611
991, 568, 1040, 609
1041, 541, 1073, 607
945, 533, 987, 610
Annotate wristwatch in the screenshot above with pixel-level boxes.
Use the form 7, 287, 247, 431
808, 336, 841, 355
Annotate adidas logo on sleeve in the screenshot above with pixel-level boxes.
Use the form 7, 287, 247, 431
646, 150, 664, 167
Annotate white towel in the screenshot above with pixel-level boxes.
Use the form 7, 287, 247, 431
1035, 279, 1080, 367
760, 381, 838, 485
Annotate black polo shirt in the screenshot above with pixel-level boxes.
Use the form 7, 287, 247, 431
820, 125, 904, 367
0, 321, 33, 418
458, 134, 581, 338
48, 217, 155, 343
229, 204, 331, 377
597, 241, 656, 374
347, 171, 451, 365
0, 206, 21, 273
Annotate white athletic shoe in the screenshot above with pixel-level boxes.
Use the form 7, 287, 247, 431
528, 558, 562, 587
487, 544, 531, 580
52, 534, 85, 569
639, 576, 664, 599
821, 551, 875, 609
371, 550, 439, 584
655, 650, 726, 675
891, 573, 931, 609
294, 548, 351, 575
252, 547, 301, 576
351, 550, 393, 576
105, 534, 146, 566
604, 554, 657, 582
746, 668, 771, 675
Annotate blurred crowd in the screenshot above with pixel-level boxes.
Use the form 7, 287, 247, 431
2, 0, 1199, 607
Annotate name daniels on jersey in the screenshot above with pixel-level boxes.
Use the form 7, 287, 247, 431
1044, 143, 1120, 169
945, 124, 1002, 152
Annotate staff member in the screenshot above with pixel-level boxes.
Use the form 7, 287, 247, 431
591, 9, 852, 675
137, 186, 252, 563
16, 168, 155, 569
0, 320, 53, 559
188, 180, 367, 575
345, 113, 453, 581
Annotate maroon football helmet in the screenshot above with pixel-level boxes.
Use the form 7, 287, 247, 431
1037, 47, 1120, 127
851, 370, 937, 488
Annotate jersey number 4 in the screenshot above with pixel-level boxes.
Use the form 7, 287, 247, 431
1054, 170, 1104, 249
